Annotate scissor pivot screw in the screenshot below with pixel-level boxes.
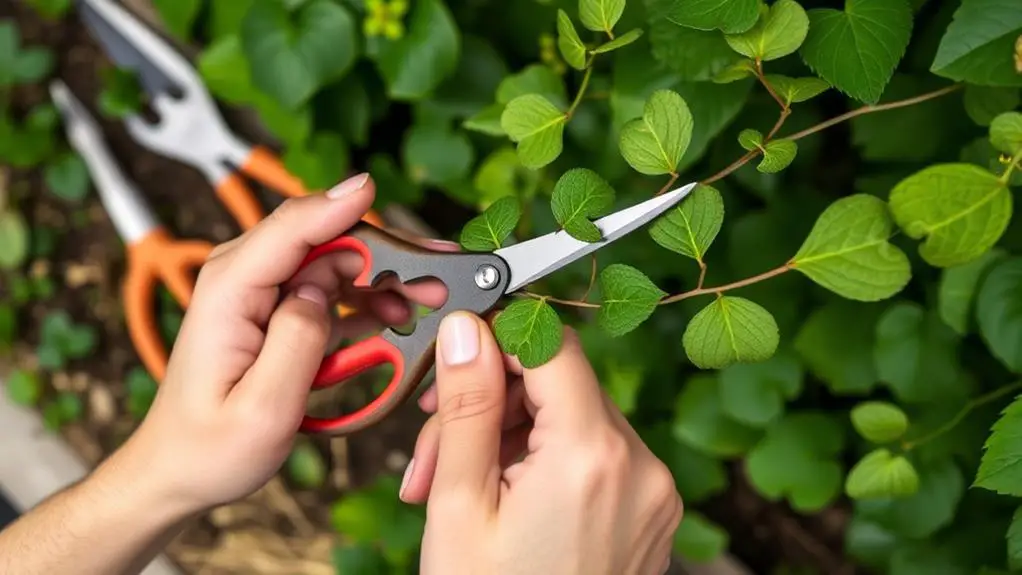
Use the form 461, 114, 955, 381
475, 265, 500, 290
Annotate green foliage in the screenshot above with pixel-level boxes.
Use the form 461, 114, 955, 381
0, 21, 54, 87
97, 67, 143, 119
597, 264, 666, 336
37, 311, 97, 371
618, 89, 692, 175
930, 0, 1022, 87
851, 402, 910, 444
459, 196, 521, 251
286, 440, 327, 489
125, 367, 158, 419
845, 448, 920, 500
719, 350, 803, 427
330, 474, 425, 569
683, 296, 779, 369
673, 511, 729, 563
551, 168, 615, 241
977, 258, 1022, 372
724, 0, 809, 62
44, 153, 90, 202
493, 298, 563, 368
0, 209, 29, 271
5, 369, 41, 407
648, 184, 723, 261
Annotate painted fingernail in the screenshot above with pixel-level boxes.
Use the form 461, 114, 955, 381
439, 313, 479, 366
399, 458, 415, 500
326, 172, 369, 199
295, 285, 327, 308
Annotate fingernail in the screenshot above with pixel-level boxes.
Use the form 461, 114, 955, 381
294, 285, 327, 308
326, 172, 369, 199
399, 458, 415, 500
439, 313, 479, 366
425, 239, 460, 249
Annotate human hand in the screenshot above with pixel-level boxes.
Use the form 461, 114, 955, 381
401, 312, 683, 575
102, 173, 453, 516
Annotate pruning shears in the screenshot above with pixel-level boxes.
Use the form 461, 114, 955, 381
296, 182, 698, 436
50, 79, 210, 383
73, 0, 383, 230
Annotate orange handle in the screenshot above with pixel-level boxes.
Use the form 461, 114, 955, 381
215, 172, 266, 231
124, 229, 213, 382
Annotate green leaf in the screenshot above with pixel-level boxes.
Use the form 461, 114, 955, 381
976, 392, 1022, 495
746, 412, 846, 511
799, 0, 913, 104
56, 392, 82, 422
938, 248, 1008, 334
603, 359, 643, 415
647, 13, 744, 81
851, 401, 909, 443
197, 36, 254, 104
712, 59, 757, 83
642, 423, 729, 501
724, 0, 809, 62
153, 0, 202, 39
286, 440, 327, 489
494, 299, 564, 368
556, 10, 587, 70
5, 369, 41, 407
0, 304, 15, 352
126, 367, 158, 419
764, 75, 831, 104
252, 94, 312, 147
597, 264, 667, 336
991, 111, 1022, 155
791, 195, 911, 301
845, 448, 920, 499
579, 0, 626, 34
738, 128, 762, 150
209, 0, 254, 38
0, 209, 29, 271
873, 302, 966, 404
649, 184, 724, 261
1009, 506, 1022, 570
13, 48, 53, 85
673, 512, 729, 563
719, 350, 803, 427
463, 104, 505, 136
672, 374, 762, 457
931, 0, 1022, 87
459, 196, 521, 251
315, 79, 373, 148
473, 147, 540, 208
551, 168, 616, 242
889, 163, 1012, 268
332, 542, 388, 575
683, 296, 779, 369
369, 0, 460, 100
282, 132, 349, 190
44, 153, 90, 203
964, 86, 1021, 126
496, 65, 568, 108
500, 94, 566, 169
402, 122, 474, 185
857, 458, 964, 538
977, 258, 1022, 372
241, 0, 358, 110
664, 0, 761, 34
25, 0, 72, 20
757, 139, 797, 173
619, 89, 693, 175
97, 67, 143, 119
794, 301, 881, 395
592, 28, 644, 54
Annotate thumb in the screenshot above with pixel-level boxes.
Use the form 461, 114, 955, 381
232, 285, 331, 419
430, 311, 506, 514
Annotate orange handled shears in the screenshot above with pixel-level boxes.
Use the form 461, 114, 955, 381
75, 0, 383, 230
50, 79, 210, 382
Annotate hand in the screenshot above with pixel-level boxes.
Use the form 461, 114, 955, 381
103, 173, 452, 515
401, 312, 683, 575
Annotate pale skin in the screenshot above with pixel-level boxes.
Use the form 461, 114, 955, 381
0, 174, 683, 575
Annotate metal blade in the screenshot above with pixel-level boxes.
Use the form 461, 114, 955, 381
495, 181, 698, 293
77, 0, 186, 98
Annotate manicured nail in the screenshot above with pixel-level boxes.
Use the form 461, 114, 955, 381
294, 285, 327, 308
326, 172, 369, 199
439, 313, 479, 366
425, 238, 460, 250
399, 458, 415, 500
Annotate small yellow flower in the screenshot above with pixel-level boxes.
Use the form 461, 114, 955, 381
364, 0, 408, 40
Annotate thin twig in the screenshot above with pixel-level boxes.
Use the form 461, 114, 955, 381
581, 254, 598, 301
566, 65, 594, 119
904, 381, 1022, 450
659, 264, 792, 305
522, 291, 601, 308
656, 172, 681, 196
696, 260, 707, 290
756, 61, 787, 110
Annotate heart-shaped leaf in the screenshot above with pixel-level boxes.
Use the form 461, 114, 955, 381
764, 75, 831, 104
791, 194, 911, 301
845, 448, 919, 499
799, 0, 913, 104
44, 153, 90, 202
976, 257, 1022, 372
460, 196, 521, 251
551, 168, 616, 242
494, 298, 563, 368
664, 0, 760, 34
556, 10, 587, 70
889, 163, 1011, 268
597, 264, 666, 336
649, 184, 724, 262
725, 0, 809, 62
501, 94, 566, 169
719, 351, 803, 427
592, 28, 644, 54
683, 296, 779, 369
757, 139, 797, 173
673, 374, 762, 457
850, 401, 909, 443
619, 89, 694, 175
991, 111, 1022, 155
0, 209, 29, 271
580, 0, 626, 34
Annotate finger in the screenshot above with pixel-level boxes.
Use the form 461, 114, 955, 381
519, 327, 607, 438
400, 415, 440, 504
230, 285, 331, 420
430, 312, 506, 513
417, 355, 522, 413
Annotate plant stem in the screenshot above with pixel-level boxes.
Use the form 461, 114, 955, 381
659, 264, 792, 304
656, 172, 680, 196
566, 65, 595, 119
581, 254, 598, 301
756, 61, 788, 111
903, 382, 1022, 451
522, 291, 601, 308
786, 84, 962, 142
696, 260, 707, 289
1001, 149, 1022, 184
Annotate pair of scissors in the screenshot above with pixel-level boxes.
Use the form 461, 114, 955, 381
74, 0, 383, 230
50, 79, 209, 383
298, 182, 699, 435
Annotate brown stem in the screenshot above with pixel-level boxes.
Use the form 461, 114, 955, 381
756, 60, 787, 111
581, 254, 598, 301
766, 107, 792, 140
696, 260, 707, 289
702, 150, 759, 185
522, 291, 601, 308
656, 172, 680, 196
786, 83, 963, 142
659, 264, 792, 304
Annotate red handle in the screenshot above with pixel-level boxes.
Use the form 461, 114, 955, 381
300, 335, 407, 434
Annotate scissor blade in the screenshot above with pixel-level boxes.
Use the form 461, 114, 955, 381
495, 182, 699, 293
77, 0, 182, 98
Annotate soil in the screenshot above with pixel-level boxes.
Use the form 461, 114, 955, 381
0, 2, 868, 575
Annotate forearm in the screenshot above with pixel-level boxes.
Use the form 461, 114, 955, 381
0, 444, 194, 575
